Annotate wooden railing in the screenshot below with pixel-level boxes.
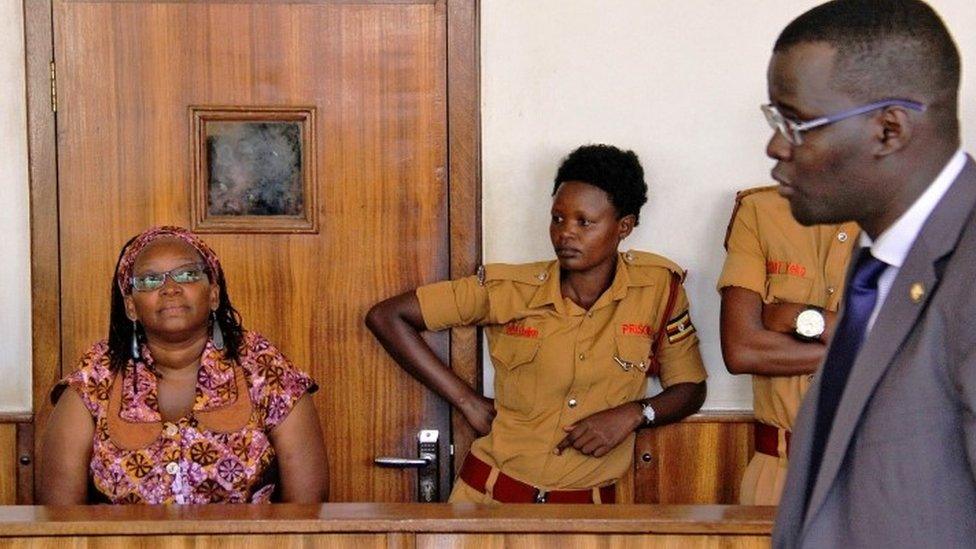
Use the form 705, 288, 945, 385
0, 503, 774, 547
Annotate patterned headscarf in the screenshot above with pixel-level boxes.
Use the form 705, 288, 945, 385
116, 226, 223, 295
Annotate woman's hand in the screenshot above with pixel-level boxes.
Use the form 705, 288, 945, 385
459, 394, 496, 436
554, 402, 642, 458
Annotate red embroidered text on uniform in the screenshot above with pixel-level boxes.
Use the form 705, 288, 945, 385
504, 322, 539, 338
621, 324, 652, 337
766, 260, 807, 277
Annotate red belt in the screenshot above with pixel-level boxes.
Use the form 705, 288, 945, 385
459, 453, 615, 504
755, 423, 791, 458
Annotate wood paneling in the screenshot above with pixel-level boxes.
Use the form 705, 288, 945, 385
0, 420, 33, 505
0, 502, 775, 536
44, 0, 471, 502
23, 0, 60, 503
0, 424, 15, 505
0, 535, 391, 549
634, 414, 755, 505
446, 0, 481, 476
416, 534, 770, 548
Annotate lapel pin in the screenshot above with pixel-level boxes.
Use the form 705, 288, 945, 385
909, 282, 925, 303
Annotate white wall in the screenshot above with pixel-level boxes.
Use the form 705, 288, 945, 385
0, 0, 32, 413
481, 0, 976, 409
2, 1, 975, 412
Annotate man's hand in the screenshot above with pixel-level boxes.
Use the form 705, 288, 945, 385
459, 394, 496, 436
555, 402, 642, 458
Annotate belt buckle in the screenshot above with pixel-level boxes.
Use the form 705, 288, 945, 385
534, 489, 547, 503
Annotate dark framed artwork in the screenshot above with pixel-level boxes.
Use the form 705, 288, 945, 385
190, 106, 318, 233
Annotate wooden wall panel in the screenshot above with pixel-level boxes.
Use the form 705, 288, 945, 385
0, 419, 32, 505
0, 424, 16, 505
417, 534, 769, 548
634, 415, 755, 505
51, 0, 454, 502
1, 534, 391, 549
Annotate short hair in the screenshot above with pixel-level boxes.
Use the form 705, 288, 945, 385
553, 144, 649, 226
774, 0, 960, 120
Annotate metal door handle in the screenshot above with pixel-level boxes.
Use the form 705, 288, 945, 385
374, 456, 432, 468
373, 430, 440, 502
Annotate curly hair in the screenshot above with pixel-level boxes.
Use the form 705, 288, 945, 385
107, 232, 245, 372
552, 144, 649, 226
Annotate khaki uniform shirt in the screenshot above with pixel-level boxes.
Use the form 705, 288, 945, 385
717, 186, 859, 429
418, 250, 707, 490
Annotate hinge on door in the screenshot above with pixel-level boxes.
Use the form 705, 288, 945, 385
49, 61, 57, 113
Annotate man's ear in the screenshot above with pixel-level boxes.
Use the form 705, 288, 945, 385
874, 106, 914, 157
618, 214, 636, 240
123, 295, 137, 321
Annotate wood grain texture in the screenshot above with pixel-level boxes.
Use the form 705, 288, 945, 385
0, 425, 15, 505
23, 0, 59, 505
0, 503, 775, 536
635, 418, 755, 504
15, 424, 34, 505
446, 0, 480, 478
0, 534, 391, 549
416, 534, 770, 548
51, 0, 453, 501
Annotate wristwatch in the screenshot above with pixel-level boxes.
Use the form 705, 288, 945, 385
640, 402, 657, 427
794, 306, 826, 341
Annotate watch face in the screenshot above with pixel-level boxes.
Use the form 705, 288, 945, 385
642, 404, 656, 425
796, 309, 826, 338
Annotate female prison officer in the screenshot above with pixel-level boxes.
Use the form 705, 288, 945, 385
366, 144, 707, 503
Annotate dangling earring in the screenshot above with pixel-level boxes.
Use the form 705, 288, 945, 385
130, 320, 141, 360
212, 311, 225, 350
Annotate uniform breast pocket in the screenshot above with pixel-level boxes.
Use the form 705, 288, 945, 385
766, 274, 814, 304
605, 336, 650, 407
489, 335, 542, 415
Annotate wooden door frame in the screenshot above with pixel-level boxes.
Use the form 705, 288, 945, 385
22, 0, 481, 498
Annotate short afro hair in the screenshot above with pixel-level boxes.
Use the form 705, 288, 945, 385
553, 144, 649, 226
775, 0, 960, 126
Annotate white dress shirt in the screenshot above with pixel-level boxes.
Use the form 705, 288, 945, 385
860, 149, 967, 331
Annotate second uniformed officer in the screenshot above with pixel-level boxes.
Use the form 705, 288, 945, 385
718, 186, 858, 505
367, 144, 707, 503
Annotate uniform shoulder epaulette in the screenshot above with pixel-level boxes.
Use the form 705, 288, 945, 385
621, 250, 686, 282
723, 185, 779, 250
479, 261, 552, 286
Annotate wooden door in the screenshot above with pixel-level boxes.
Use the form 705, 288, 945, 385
36, 0, 480, 502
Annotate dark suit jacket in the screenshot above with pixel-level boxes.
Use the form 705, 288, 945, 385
773, 155, 976, 547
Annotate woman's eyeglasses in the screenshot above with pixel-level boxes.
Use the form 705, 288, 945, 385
131, 264, 208, 292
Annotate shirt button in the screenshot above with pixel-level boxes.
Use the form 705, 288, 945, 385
163, 423, 178, 436
165, 462, 180, 475
578, 353, 585, 361
837, 232, 848, 242
586, 312, 593, 318
568, 398, 578, 408
827, 286, 836, 295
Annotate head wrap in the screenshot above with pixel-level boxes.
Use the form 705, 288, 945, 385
116, 226, 223, 295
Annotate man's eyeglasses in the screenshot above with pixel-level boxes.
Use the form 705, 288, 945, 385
761, 99, 926, 146
131, 264, 208, 292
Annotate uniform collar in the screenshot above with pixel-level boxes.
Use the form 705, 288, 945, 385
529, 253, 632, 311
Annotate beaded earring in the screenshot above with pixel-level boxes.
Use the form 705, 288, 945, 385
212, 311, 225, 350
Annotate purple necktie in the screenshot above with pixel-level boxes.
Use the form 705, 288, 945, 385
805, 249, 889, 508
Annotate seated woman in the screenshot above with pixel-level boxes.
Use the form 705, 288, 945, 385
367, 145, 707, 503
39, 226, 328, 504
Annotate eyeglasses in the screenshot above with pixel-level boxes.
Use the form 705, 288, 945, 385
761, 99, 926, 146
131, 264, 208, 292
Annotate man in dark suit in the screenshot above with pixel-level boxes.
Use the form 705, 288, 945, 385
762, 1, 976, 546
